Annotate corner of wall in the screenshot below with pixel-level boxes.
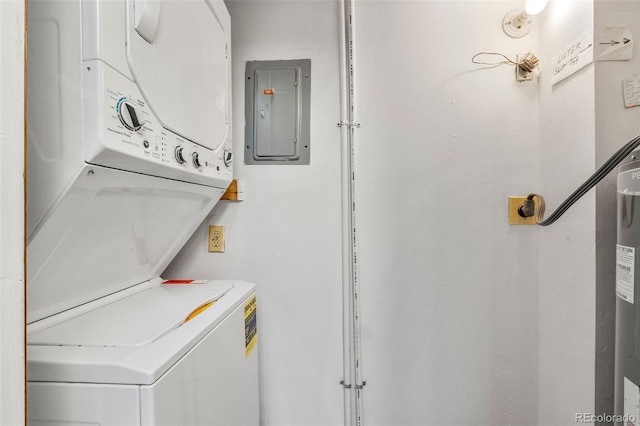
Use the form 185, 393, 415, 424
537, 1, 596, 423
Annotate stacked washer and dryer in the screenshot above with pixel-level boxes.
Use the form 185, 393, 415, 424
26, 0, 259, 424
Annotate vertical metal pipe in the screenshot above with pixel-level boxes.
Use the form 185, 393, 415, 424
339, 0, 364, 424
338, 0, 355, 423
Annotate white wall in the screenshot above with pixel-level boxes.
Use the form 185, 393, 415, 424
0, 1, 25, 424
538, 1, 596, 424
353, 1, 540, 424
171, 0, 544, 424
164, 1, 345, 425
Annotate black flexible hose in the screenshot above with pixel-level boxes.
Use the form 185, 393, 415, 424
527, 134, 640, 226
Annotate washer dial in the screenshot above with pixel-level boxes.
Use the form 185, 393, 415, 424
192, 152, 202, 168
117, 99, 144, 131
223, 149, 232, 167
174, 146, 186, 164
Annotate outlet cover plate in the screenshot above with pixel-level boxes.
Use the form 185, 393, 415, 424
208, 225, 225, 252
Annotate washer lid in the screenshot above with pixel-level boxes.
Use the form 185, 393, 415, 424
27, 280, 256, 385
126, 0, 230, 151
29, 280, 233, 347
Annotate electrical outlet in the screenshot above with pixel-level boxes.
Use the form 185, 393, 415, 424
508, 196, 536, 225
208, 225, 225, 252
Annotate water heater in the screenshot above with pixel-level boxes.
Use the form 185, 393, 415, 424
615, 153, 640, 424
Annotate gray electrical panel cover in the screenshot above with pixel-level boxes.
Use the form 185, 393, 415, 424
245, 59, 311, 165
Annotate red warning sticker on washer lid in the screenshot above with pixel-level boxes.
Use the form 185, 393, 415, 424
162, 280, 210, 285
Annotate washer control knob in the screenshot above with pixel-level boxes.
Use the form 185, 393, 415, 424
118, 100, 144, 131
223, 149, 232, 167
192, 152, 202, 168
175, 146, 186, 164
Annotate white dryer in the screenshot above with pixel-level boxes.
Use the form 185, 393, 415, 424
26, 0, 258, 424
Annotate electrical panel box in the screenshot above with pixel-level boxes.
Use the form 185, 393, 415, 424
245, 59, 310, 165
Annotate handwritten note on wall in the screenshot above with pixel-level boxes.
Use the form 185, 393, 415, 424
551, 30, 594, 86
595, 26, 633, 61
623, 77, 640, 108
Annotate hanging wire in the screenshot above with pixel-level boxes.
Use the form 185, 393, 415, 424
472, 51, 540, 74
471, 52, 518, 67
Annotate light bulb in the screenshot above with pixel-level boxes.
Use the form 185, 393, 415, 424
525, 0, 547, 16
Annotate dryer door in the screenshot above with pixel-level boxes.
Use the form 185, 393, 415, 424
126, 0, 230, 151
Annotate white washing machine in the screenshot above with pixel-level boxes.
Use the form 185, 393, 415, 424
28, 279, 258, 425
26, 0, 259, 424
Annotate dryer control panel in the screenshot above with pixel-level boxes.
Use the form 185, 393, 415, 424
83, 62, 232, 189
